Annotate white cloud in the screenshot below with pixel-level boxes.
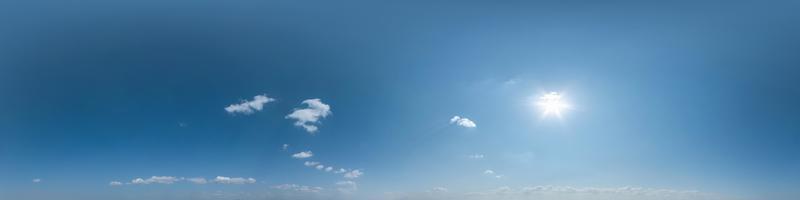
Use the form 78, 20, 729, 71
130, 176, 181, 184
316, 165, 325, 170
450, 116, 477, 128
32, 178, 41, 183
467, 154, 485, 159
282, 144, 289, 151
187, 177, 208, 184
225, 95, 276, 114
336, 181, 358, 193
304, 161, 320, 167
325, 166, 333, 172
334, 168, 347, 174
293, 151, 314, 159
343, 169, 363, 179
272, 184, 324, 193
483, 170, 494, 175
212, 176, 256, 184
286, 99, 331, 133
109, 181, 123, 186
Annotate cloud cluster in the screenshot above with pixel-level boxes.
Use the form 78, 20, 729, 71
225, 95, 276, 114
301, 160, 363, 179
286, 99, 332, 133
450, 116, 476, 128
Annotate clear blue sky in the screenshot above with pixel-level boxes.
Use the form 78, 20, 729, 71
1, 1, 798, 200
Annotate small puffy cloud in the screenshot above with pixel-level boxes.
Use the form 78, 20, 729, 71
334, 168, 347, 174
483, 170, 495, 175
286, 99, 331, 133
225, 95, 276, 115
304, 161, 320, 167
343, 169, 363, 179
325, 166, 333, 172
293, 151, 313, 159
109, 181, 123, 186
272, 184, 324, 193
282, 144, 289, 151
212, 176, 256, 184
450, 116, 476, 128
32, 178, 41, 183
316, 165, 325, 170
187, 177, 208, 184
467, 154, 485, 159
336, 181, 358, 193
130, 176, 181, 184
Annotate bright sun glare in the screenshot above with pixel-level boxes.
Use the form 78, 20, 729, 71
537, 92, 569, 118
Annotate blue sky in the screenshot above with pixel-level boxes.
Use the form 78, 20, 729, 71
1, 1, 799, 199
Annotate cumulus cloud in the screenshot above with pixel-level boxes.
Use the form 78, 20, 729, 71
187, 177, 208, 184
483, 170, 495, 175
343, 169, 364, 179
293, 151, 314, 159
225, 95, 276, 114
212, 176, 256, 184
336, 181, 358, 193
109, 181, 123, 186
282, 144, 289, 151
325, 166, 333, 172
334, 168, 347, 174
286, 99, 331, 133
272, 184, 324, 193
32, 178, 41, 183
450, 116, 477, 128
130, 176, 181, 184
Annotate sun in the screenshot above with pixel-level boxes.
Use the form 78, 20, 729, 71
536, 92, 569, 118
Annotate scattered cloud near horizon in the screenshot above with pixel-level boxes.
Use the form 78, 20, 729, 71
112, 176, 256, 186
225, 95, 276, 115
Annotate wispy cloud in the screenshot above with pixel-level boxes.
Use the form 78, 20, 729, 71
272, 184, 324, 193
450, 116, 477, 128
293, 151, 314, 159
336, 181, 358, 193
187, 177, 208, 184
343, 169, 364, 179
286, 99, 331, 133
467, 154, 485, 159
225, 95, 276, 115
109, 181, 123, 186
131, 176, 181, 184
212, 176, 256, 184
387, 186, 726, 200
32, 178, 41, 183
